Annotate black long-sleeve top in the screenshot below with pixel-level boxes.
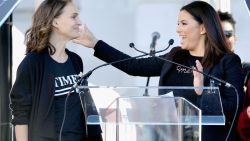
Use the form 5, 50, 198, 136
10, 49, 102, 141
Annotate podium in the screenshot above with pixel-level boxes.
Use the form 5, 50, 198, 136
80, 86, 225, 141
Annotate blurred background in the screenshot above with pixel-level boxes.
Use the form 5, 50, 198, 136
1, 0, 250, 140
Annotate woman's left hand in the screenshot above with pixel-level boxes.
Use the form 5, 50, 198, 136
193, 60, 204, 95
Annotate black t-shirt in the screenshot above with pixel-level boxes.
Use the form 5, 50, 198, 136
47, 54, 85, 141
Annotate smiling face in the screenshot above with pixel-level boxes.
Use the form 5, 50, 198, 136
52, 2, 82, 41
176, 10, 206, 56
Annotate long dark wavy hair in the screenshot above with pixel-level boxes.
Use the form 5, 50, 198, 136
25, 0, 71, 54
170, 1, 231, 68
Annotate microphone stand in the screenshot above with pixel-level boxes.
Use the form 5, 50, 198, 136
130, 43, 239, 141
143, 77, 150, 96
129, 39, 174, 96
76, 40, 174, 89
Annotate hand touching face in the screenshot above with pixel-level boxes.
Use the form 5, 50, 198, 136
73, 25, 98, 48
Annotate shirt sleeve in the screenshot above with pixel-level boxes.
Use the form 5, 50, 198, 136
9, 56, 33, 125
94, 40, 165, 76
219, 54, 244, 122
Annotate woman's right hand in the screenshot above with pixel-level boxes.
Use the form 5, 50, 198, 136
193, 60, 204, 95
73, 25, 98, 49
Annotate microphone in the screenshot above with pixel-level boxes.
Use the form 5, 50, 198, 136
158, 39, 174, 53
131, 43, 239, 141
129, 39, 174, 55
150, 32, 160, 56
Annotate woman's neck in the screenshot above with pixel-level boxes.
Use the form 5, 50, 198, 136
189, 39, 205, 57
189, 49, 204, 57
49, 35, 69, 63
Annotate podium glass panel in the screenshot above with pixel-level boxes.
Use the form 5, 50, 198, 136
79, 86, 224, 141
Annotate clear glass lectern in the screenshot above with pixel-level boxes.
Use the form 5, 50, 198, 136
79, 86, 224, 141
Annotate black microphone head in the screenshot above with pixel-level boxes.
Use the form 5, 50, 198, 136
129, 42, 135, 48
168, 39, 174, 45
152, 32, 160, 39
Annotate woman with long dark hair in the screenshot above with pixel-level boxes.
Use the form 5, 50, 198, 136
75, 1, 244, 141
